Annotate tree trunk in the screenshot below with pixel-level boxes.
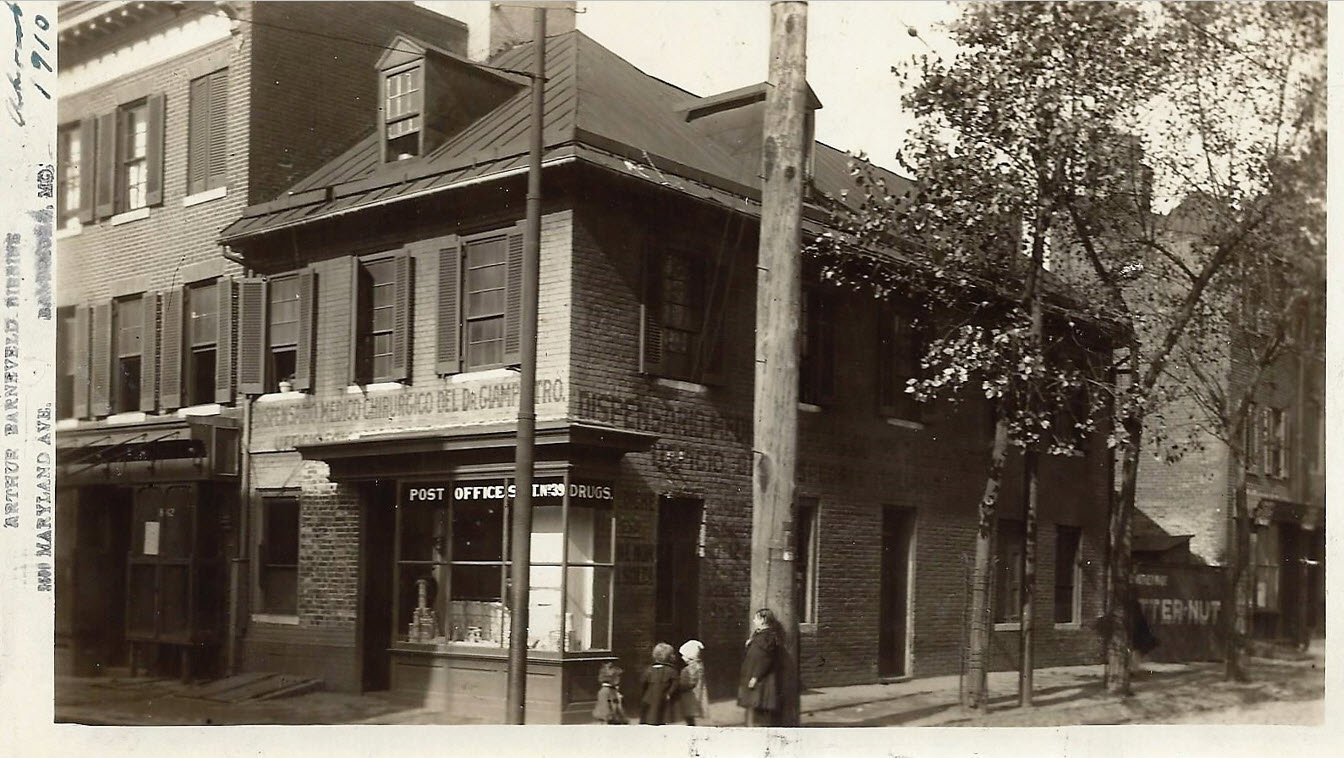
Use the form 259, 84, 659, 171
964, 413, 1009, 708
1224, 462, 1250, 681
1105, 415, 1143, 694
1019, 449, 1038, 706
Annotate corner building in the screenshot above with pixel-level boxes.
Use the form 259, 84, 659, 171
53, 1, 468, 679
215, 26, 1116, 723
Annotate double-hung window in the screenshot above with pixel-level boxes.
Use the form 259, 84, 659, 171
259, 496, 300, 616
119, 100, 151, 212
186, 281, 219, 406
384, 65, 423, 160
356, 259, 398, 382
993, 518, 1025, 624
1266, 407, 1288, 479
800, 284, 834, 406
57, 123, 90, 226
463, 237, 507, 370
57, 307, 80, 418
237, 272, 315, 395
268, 277, 300, 390
1054, 525, 1082, 625
639, 244, 727, 384
112, 296, 143, 414
878, 301, 923, 421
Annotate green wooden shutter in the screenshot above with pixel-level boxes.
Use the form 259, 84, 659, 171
90, 301, 111, 417
237, 278, 266, 395
294, 268, 316, 392
159, 288, 183, 411
94, 113, 115, 219
139, 292, 158, 412
76, 118, 95, 223
207, 70, 229, 190
72, 305, 90, 418
145, 93, 165, 207
639, 242, 665, 375
435, 235, 462, 375
390, 252, 411, 382
503, 224, 525, 367
215, 278, 235, 403
188, 76, 209, 195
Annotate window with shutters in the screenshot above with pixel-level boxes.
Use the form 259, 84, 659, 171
355, 257, 408, 384
1053, 525, 1082, 625
463, 237, 507, 370
113, 296, 143, 413
1266, 407, 1288, 479
993, 518, 1025, 624
188, 68, 229, 195
259, 496, 300, 616
57, 124, 83, 226
1244, 402, 1262, 475
640, 243, 728, 384
799, 283, 834, 406
186, 281, 219, 406
877, 301, 923, 421
384, 65, 423, 161
119, 100, 150, 212
57, 307, 78, 418
268, 276, 300, 391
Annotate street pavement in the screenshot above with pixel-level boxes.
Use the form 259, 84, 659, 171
56, 644, 1323, 727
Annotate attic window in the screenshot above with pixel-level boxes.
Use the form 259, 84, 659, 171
385, 65, 423, 160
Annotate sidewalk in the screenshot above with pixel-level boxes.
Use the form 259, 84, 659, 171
56, 647, 1323, 727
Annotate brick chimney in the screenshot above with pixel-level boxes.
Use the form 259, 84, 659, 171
488, 1, 576, 58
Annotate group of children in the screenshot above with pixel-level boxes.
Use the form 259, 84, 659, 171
592, 639, 711, 726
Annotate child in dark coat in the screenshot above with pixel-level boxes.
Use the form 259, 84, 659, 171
592, 661, 627, 724
638, 642, 680, 725
676, 639, 710, 726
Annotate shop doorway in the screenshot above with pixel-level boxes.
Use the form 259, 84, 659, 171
360, 480, 396, 692
878, 506, 916, 678
72, 486, 133, 674
654, 496, 702, 646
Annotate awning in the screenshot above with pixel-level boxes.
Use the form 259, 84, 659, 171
295, 420, 658, 480
1254, 498, 1325, 530
1132, 534, 1194, 553
57, 415, 240, 485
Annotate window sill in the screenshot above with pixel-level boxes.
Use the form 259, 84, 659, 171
993, 622, 1021, 632
1053, 621, 1082, 630
885, 417, 925, 431
56, 418, 80, 430
449, 368, 514, 384
653, 377, 708, 395
348, 382, 404, 394
54, 222, 82, 240
176, 403, 223, 417
799, 622, 819, 635
182, 185, 228, 207
251, 613, 300, 626
798, 402, 824, 413
109, 206, 150, 226
106, 411, 148, 425
256, 390, 307, 403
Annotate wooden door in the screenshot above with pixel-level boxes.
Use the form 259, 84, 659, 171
879, 506, 915, 678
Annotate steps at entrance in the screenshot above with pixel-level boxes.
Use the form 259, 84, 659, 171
191, 672, 323, 702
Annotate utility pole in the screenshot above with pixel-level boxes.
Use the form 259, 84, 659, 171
506, 5, 546, 725
751, 0, 807, 729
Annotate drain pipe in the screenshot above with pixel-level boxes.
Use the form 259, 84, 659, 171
224, 244, 253, 675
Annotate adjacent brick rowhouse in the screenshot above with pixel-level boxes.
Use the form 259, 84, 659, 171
55, 1, 469, 678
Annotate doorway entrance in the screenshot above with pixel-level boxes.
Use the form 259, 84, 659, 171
878, 506, 916, 678
72, 486, 133, 674
360, 480, 396, 692
654, 496, 702, 646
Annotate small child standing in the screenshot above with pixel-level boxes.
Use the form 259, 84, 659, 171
638, 642, 680, 725
677, 640, 710, 726
592, 661, 627, 724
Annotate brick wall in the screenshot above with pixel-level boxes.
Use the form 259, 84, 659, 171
567, 178, 1114, 696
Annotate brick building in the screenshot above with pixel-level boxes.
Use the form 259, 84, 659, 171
207, 22, 1117, 722
53, 1, 469, 678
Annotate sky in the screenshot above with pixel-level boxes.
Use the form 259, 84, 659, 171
418, 1, 963, 174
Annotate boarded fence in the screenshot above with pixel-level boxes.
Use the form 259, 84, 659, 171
1132, 563, 1226, 662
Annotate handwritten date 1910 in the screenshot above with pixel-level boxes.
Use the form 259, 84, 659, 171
5, 2, 53, 128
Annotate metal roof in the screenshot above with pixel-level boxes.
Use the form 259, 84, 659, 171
221, 29, 912, 244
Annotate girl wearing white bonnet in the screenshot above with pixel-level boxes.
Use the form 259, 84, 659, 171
676, 639, 710, 725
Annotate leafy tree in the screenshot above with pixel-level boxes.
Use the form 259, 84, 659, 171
812, 0, 1323, 701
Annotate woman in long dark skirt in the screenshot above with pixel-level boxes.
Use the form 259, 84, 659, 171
737, 608, 781, 727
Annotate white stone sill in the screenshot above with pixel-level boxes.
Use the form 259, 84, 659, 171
348, 382, 404, 394
54, 222, 82, 240
885, 417, 925, 431
250, 614, 300, 626
109, 206, 150, 226
256, 390, 308, 403
449, 368, 514, 384
798, 402, 823, 413
106, 412, 148, 424
653, 377, 708, 394
183, 185, 228, 207
176, 403, 222, 417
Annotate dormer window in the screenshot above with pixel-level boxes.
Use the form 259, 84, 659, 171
385, 65, 423, 160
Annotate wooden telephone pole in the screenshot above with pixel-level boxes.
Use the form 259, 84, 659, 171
751, 0, 808, 728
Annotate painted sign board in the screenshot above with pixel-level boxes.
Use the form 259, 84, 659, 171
1132, 563, 1226, 662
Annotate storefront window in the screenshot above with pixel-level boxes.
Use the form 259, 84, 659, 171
393, 477, 615, 653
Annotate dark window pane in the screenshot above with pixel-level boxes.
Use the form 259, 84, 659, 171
450, 564, 502, 602
265, 499, 300, 565
260, 566, 297, 615
188, 347, 216, 406
117, 356, 140, 413
399, 504, 443, 563
453, 500, 504, 562
1054, 526, 1081, 624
